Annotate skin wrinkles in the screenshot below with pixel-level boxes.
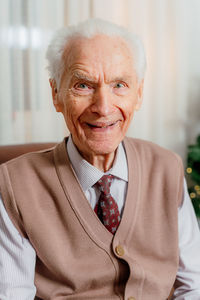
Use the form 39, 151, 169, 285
50, 34, 144, 172
70, 70, 133, 87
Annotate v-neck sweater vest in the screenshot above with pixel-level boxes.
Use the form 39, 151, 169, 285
0, 137, 184, 300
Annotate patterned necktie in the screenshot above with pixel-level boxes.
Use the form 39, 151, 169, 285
95, 175, 120, 234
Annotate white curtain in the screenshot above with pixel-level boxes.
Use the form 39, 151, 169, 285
0, 0, 68, 144
0, 0, 200, 161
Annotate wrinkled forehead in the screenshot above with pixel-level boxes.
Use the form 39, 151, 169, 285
62, 34, 136, 79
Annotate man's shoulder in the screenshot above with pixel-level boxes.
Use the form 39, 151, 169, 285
124, 136, 182, 165
0, 143, 61, 175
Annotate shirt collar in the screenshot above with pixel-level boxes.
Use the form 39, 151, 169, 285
67, 135, 128, 192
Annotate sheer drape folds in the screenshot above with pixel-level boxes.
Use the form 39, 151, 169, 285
0, 0, 200, 160
0, 0, 67, 144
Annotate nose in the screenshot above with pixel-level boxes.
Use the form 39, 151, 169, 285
90, 86, 115, 116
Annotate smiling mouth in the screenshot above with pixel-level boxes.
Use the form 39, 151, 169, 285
86, 121, 119, 128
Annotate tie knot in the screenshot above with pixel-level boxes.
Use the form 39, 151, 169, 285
96, 175, 114, 195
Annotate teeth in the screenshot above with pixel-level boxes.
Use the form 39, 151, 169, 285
90, 124, 101, 128
88, 122, 115, 128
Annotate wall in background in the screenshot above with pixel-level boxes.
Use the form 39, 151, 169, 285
0, 0, 200, 162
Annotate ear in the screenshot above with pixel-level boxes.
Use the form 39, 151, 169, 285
135, 79, 144, 111
49, 79, 63, 112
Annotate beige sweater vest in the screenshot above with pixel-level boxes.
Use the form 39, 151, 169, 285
0, 137, 183, 300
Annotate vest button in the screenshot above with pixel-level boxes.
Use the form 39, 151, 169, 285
128, 297, 136, 300
115, 245, 125, 256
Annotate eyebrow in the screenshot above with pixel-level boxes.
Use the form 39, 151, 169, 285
72, 71, 96, 83
71, 71, 133, 84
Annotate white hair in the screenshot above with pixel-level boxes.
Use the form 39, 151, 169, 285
46, 18, 146, 88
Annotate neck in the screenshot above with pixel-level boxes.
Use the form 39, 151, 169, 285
80, 151, 116, 172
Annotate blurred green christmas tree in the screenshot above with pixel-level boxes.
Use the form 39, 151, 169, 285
186, 135, 200, 218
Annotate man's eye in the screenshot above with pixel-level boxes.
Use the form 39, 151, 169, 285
75, 83, 90, 89
72, 82, 94, 95
115, 82, 125, 88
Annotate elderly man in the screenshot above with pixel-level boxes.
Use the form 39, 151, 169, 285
0, 19, 200, 300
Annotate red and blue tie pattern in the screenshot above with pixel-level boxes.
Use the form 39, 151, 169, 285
95, 175, 120, 234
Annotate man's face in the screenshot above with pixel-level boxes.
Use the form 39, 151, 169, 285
53, 35, 143, 160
